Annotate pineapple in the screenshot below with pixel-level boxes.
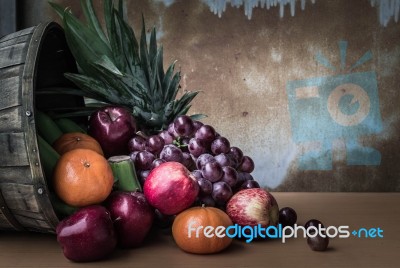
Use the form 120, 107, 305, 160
48, 0, 204, 134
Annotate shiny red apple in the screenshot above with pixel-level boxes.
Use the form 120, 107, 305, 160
105, 191, 154, 248
88, 106, 136, 157
143, 162, 199, 215
226, 188, 279, 227
56, 205, 117, 262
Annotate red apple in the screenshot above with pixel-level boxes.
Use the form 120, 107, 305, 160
226, 188, 279, 227
88, 106, 136, 157
143, 162, 199, 215
105, 191, 154, 248
56, 205, 117, 262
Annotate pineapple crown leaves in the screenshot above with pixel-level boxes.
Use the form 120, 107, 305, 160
48, 0, 205, 132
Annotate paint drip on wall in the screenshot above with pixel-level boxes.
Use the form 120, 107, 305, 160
200, 0, 400, 26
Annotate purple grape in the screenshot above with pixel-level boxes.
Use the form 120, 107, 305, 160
188, 138, 207, 157
307, 233, 329, 251
201, 161, 223, 182
154, 209, 175, 229
239, 156, 255, 173
191, 169, 203, 180
182, 152, 195, 170
238, 172, 254, 181
279, 207, 297, 227
145, 135, 165, 155
196, 177, 213, 196
211, 136, 231, 155
159, 144, 184, 163
167, 122, 178, 138
129, 151, 140, 163
197, 195, 216, 207
138, 169, 151, 185
221, 166, 238, 188
158, 130, 174, 145
196, 153, 215, 170
214, 153, 235, 167
128, 135, 146, 152
174, 115, 195, 137
240, 180, 260, 189
228, 146, 244, 167
235, 173, 246, 189
179, 137, 191, 152
212, 181, 233, 203
193, 120, 204, 132
304, 219, 325, 233
135, 151, 155, 170
152, 158, 166, 169
195, 125, 216, 144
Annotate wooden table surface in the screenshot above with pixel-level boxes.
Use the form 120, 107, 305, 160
0, 193, 399, 268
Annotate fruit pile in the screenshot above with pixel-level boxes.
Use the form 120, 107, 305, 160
130, 114, 259, 210
34, 0, 330, 262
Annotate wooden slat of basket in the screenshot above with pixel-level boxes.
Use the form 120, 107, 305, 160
0, 133, 29, 166
0, 27, 34, 43
0, 76, 21, 110
0, 166, 32, 184
0, 43, 29, 69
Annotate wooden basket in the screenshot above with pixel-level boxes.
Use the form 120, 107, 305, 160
0, 22, 84, 233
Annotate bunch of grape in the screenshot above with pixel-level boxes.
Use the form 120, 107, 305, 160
128, 115, 260, 210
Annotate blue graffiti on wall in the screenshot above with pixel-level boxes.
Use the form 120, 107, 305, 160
286, 41, 382, 170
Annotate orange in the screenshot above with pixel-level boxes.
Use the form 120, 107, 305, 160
53, 132, 104, 156
53, 148, 114, 207
172, 206, 233, 254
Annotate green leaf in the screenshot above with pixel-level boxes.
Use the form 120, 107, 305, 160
165, 72, 181, 103
65, 73, 120, 104
140, 17, 153, 93
62, 10, 113, 77
104, 0, 114, 40
35, 87, 87, 97
48, 1, 68, 20
149, 27, 157, 68
190, 114, 207, 121
162, 61, 176, 101
80, 0, 108, 44
174, 91, 199, 115
95, 55, 124, 77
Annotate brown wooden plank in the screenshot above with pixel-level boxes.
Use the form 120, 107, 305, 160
0, 183, 39, 212
0, 42, 28, 69
0, 27, 34, 43
0, 76, 20, 111
0, 132, 29, 166
0, 106, 23, 132
0, 166, 32, 184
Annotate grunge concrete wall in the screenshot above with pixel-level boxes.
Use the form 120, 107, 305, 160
20, 0, 400, 191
